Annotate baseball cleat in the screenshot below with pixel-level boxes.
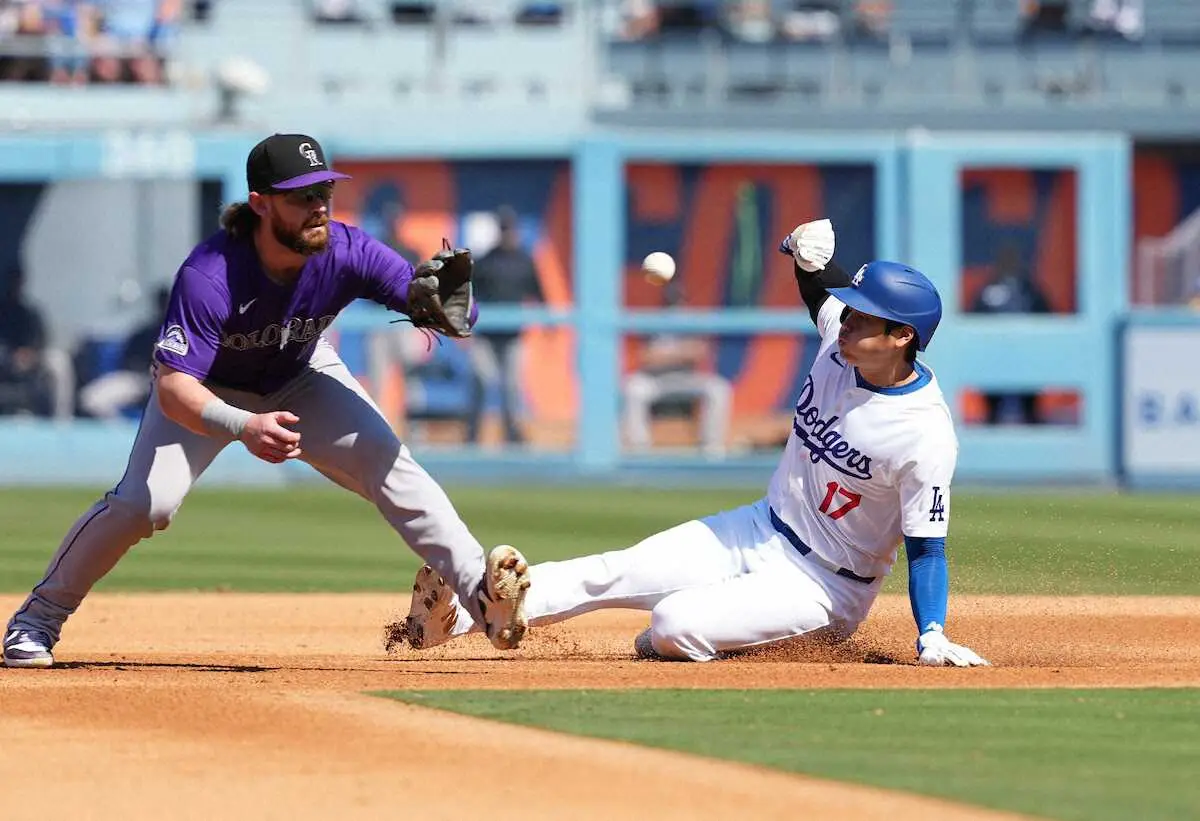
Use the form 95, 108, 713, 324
402, 565, 458, 650
478, 545, 530, 650
3, 629, 54, 669
633, 628, 663, 660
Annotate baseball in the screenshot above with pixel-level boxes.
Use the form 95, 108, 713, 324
642, 251, 676, 285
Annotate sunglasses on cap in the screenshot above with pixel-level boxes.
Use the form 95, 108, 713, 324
278, 183, 334, 207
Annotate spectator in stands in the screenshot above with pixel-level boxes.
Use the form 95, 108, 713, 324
853, 0, 890, 39
1088, 0, 1142, 40
613, 0, 659, 39
93, 0, 180, 85
44, 1, 95, 86
466, 205, 543, 446
515, 3, 563, 26
0, 265, 54, 417
615, 0, 724, 39
311, 0, 366, 25
969, 243, 1052, 425
622, 282, 732, 457
723, 0, 774, 42
1020, 0, 1070, 37
778, 1, 840, 42
77, 284, 168, 420
0, 0, 48, 81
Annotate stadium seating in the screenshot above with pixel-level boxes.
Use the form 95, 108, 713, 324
2, 0, 1200, 131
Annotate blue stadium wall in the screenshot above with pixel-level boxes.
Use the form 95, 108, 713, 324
0, 128, 1184, 487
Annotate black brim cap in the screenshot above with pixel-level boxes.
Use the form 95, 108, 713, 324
246, 133, 352, 193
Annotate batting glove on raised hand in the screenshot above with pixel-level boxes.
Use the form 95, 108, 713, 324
778, 218, 835, 273
917, 627, 991, 667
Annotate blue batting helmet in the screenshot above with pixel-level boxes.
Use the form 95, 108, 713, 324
827, 261, 943, 350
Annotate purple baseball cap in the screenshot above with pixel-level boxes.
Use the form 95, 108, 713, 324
246, 133, 351, 193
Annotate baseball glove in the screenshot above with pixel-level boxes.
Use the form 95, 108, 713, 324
403, 239, 475, 338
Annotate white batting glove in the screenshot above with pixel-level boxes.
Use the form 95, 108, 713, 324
917, 628, 991, 667
780, 218, 835, 273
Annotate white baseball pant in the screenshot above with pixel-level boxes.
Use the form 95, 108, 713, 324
447, 497, 884, 661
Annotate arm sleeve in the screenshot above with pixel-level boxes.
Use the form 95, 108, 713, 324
794, 259, 852, 324
151, 267, 229, 382
355, 231, 417, 313
905, 536, 948, 635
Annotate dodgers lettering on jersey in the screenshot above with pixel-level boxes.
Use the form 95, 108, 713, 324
767, 296, 958, 579
153, 221, 413, 394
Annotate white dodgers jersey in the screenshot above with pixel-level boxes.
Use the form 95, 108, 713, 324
766, 297, 959, 579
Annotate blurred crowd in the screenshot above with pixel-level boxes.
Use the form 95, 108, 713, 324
317, 1, 567, 26
0, 0, 181, 84
0, 0, 1155, 89
612, 0, 1146, 43
613, 0, 889, 42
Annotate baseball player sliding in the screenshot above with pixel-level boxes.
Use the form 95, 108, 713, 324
3, 133, 530, 669
401, 219, 989, 666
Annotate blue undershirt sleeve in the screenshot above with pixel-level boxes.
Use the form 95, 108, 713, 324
905, 535, 948, 635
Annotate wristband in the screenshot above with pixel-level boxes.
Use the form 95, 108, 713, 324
200, 399, 253, 439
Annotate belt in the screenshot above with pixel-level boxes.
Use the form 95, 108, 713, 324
769, 507, 876, 585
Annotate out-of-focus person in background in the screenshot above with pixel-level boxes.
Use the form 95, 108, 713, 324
1020, 0, 1071, 37
969, 242, 1052, 425
853, 0, 891, 39
623, 282, 732, 457
612, 0, 660, 40
724, 0, 774, 42
77, 284, 170, 420
311, 0, 366, 25
1088, 0, 1142, 40
0, 0, 48, 81
44, 0, 94, 85
467, 205, 543, 446
0, 265, 73, 419
778, 0, 841, 42
92, 0, 179, 85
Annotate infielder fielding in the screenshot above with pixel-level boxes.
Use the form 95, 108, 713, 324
400, 219, 989, 666
3, 133, 530, 669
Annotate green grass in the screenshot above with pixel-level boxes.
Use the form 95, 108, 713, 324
0, 486, 1198, 594
379, 688, 1200, 821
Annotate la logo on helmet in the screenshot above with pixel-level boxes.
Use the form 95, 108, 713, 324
852, 265, 866, 287
298, 142, 322, 168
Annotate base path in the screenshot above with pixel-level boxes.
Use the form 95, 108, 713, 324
1, 593, 1196, 820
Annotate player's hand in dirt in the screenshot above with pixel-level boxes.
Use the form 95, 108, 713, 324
240, 411, 302, 464
916, 628, 990, 667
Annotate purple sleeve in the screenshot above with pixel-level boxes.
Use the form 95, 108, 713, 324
152, 266, 230, 381
349, 226, 416, 312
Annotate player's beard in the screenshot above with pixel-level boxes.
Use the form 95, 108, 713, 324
270, 211, 330, 256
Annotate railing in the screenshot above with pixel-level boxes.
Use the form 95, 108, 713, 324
0, 128, 1133, 486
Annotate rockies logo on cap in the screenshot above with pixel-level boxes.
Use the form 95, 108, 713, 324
246, 133, 352, 193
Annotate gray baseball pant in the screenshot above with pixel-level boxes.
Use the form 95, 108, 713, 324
7, 338, 489, 646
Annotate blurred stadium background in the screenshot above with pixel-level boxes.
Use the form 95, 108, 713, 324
1, 0, 1198, 490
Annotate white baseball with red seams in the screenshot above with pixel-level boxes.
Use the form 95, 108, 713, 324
641, 251, 676, 285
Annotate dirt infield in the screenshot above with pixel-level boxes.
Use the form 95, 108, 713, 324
2, 593, 1198, 821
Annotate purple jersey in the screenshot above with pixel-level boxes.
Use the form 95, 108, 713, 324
153, 221, 413, 394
